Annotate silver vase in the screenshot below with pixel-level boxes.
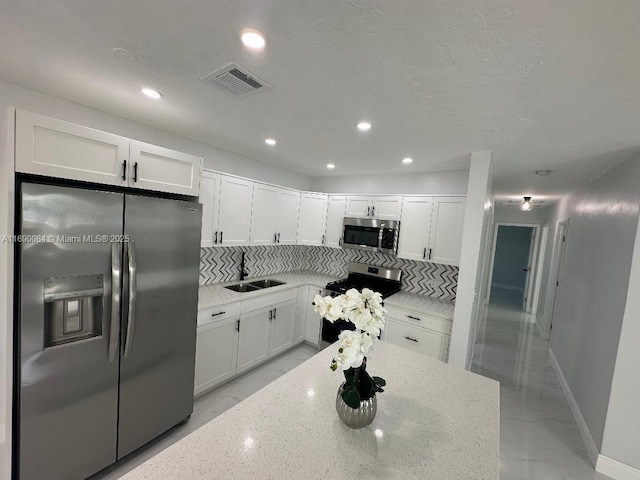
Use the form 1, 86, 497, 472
336, 382, 377, 429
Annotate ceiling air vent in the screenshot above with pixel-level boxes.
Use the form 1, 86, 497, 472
202, 62, 271, 98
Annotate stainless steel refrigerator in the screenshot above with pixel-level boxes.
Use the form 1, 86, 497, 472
16, 181, 202, 480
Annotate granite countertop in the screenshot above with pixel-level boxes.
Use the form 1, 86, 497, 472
122, 341, 500, 480
198, 271, 340, 310
384, 291, 455, 320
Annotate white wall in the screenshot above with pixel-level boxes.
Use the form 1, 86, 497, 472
599, 208, 640, 474
547, 153, 640, 452
309, 170, 469, 195
494, 203, 549, 224
449, 151, 493, 368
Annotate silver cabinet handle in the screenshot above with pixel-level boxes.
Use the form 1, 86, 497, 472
214, 231, 218, 244
407, 315, 421, 322
124, 240, 137, 357
109, 243, 121, 362
404, 336, 418, 343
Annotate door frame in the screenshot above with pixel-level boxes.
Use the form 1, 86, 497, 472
547, 219, 570, 339
529, 224, 549, 315
485, 222, 541, 312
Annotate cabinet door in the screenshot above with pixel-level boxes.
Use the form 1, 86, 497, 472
297, 193, 328, 246
129, 140, 202, 196
269, 301, 296, 356
397, 196, 433, 261
346, 196, 372, 218
199, 171, 221, 247
305, 287, 324, 345
325, 196, 347, 248
294, 286, 309, 343
237, 308, 271, 373
250, 183, 278, 245
428, 197, 466, 266
276, 189, 300, 245
385, 318, 449, 361
15, 110, 129, 186
194, 318, 239, 396
372, 196, 402, 220
218, 175, 253, 246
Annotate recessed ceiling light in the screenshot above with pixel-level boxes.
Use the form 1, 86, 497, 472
241, 29, 266, 50
141, 88, 162, 99
265, 138, 276, 146
402, 157, 413, 164
535, 169, 553, 176
326, 163, 335, 169
356, 121, 371, 132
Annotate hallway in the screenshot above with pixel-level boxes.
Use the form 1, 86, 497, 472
471, 304, 610, 480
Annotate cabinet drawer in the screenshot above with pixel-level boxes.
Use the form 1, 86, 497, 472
385, 304, 452, 334
241, 288, 297, 314
384, 318, 449, 361
198, 302, 240, 327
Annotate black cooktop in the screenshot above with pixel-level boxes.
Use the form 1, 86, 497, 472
325, 262, 402, 299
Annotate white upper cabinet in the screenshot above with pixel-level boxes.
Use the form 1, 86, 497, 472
397, 197, 433, 261
129, 141, 202, 196
15, 110, 129, 187
398, 195, 466, 266
218, 175, 253, 246
15, 110, 202, 196
345, 195, 402, 220
429, 196, 466, 266
250, 183, 279, 245
199, 171, 221, 247
250, 185, 299, 245
325, 196, 347, 248
297, 193, 328, 246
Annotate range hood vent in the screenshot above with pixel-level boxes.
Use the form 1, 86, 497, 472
202, 62, 271, 98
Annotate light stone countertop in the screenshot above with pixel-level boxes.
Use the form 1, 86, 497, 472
122, 341, 499, 480
384, 291, 456, 320
198, 271, 340, 310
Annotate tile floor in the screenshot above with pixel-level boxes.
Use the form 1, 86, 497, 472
89, 344, 319, 480
472, 303, 611, 480
93, 305, 612, 480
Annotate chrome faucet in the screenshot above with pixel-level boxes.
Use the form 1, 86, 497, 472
240, 251, 248, 281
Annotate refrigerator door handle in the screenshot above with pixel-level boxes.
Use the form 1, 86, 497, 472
109, 243, 121, 362
124, 240, 137, 357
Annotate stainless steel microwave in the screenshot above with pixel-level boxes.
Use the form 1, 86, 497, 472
341, 217, 400, 255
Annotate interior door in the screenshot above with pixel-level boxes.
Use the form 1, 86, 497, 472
522, 228, 536, 311
18, 183, 123, 480
117, 195, 201, 459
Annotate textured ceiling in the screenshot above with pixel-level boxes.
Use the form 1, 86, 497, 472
1, 1, 639, 201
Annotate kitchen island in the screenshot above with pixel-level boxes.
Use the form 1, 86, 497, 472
123, 342, 499, 480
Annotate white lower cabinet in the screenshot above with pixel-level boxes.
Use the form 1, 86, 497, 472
384, 318, 449, 361
237, 307, 272, 374
383, 304, 452, 362
194, 317, 239, 396
268, 301, 296, 356
305, 287, 324, 345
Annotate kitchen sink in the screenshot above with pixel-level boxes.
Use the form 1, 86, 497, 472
248, 279, 286, 289
225, 283, 261, 293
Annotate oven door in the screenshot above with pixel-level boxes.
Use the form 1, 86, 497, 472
342, 218, 382, 252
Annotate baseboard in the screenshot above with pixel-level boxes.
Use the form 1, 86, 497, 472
491, 282, 524, 292
548, 348, 600, 467
596, 455, 640, 480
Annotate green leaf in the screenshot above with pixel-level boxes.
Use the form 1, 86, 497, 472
372, 376, 386, 387
341, 384, 362, 409
343, 368, 356, 385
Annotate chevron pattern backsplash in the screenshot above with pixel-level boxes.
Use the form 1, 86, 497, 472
200, 245, 458, 301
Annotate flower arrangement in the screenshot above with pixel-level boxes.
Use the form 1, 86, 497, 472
313, 288, 387, 409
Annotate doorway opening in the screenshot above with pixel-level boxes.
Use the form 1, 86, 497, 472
487, 223, 541, 311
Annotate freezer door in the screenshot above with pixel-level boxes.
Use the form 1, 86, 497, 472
117, 195, 201, 458
18, 183, 123, 480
